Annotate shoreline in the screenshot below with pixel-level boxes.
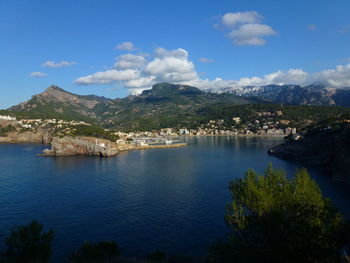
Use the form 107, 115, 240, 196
0, 133, 285, 146
175, 134, 286, 138
37, 142, 188, 157
122, 142, 187, 151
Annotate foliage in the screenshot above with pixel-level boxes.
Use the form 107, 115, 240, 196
0, 125, 16, 136
69, 125, 119, 142
197, 103, 350, 130
1, 220, 54, 263
209, 164, 346, 263
69, 241, 120, 263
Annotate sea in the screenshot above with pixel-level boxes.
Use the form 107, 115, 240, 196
1, 136, 350, 261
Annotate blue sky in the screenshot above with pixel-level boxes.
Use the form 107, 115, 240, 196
1, 0, 350, 109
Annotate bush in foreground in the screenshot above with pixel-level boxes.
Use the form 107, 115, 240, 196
1, 220, 54, 263
69, 241, 120, 263
209, 164, 346, 262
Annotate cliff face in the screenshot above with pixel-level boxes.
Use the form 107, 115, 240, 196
268, 125, 350, 181
42, 136, 119, 157
0, 130, 52, 144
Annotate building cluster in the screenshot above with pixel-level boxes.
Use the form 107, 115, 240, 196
0, 115, 17, 121
16, 119, 90, 129
110, 110, 298, 141
1, 110, 298, 143
0, 116, 91, 134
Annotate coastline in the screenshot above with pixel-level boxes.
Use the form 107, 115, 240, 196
37, 142, 188, 157
0, 133, 285, 145
174, 134, 286, 138
0, 133, 285, 158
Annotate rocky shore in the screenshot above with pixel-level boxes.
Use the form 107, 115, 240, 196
1, 130, 186, 157
38, 136, 187, 157
39, 136, 119, 157
268, 124, 350, 181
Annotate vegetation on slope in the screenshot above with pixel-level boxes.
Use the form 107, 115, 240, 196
68, 124, 119, 142
269, 120, 350, 181
4, 83, 350, 132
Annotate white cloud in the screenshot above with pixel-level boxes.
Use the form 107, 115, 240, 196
222, 11, 262, 27
74, 69, 139, 85
144, 50, 197, 82
75, 47, 198, 89
75, 46, 350, 92
43, 60, 76, 68
219, 11, 277, 46
125, 76, 155, 88
184, 65, 350, 91
228, 23, 276, 45
116, 41, 136, 51
154, 47, 188, 58
29, 72, 47, 77
313, 64, 350, 87
199, 57, 214, 63
234, 68, 308, 86
307, 24, 317, 31
115, 54, 147, 69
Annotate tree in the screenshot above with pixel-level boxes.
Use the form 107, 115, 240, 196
2, 220, 54, 263
209, 164, 346, 263
69, 241, 120, 263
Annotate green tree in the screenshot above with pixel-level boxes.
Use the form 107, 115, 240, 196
69, 241, 120, 263
209, 164, 345, 263
2, 220, 54, 263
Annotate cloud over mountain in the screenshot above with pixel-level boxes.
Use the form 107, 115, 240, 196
75, 47, 198, 93
75, 45, 350, 93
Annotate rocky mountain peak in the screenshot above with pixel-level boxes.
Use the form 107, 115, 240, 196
42, 85, 69, 97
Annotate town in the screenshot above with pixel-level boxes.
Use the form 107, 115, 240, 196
0, 109, 298, 146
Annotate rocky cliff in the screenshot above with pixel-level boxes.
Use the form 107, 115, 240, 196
268, 123, 350, 181
0, 130, 52, 144
41, 136, 119, 157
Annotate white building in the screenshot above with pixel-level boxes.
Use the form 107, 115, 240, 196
0, 115, 16, 121
179, 128, 189, 135
232, 117, 241, 124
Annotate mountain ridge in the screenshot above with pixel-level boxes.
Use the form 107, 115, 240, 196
5, 82, 350, 131
210, 83, 350, 106
7, 83, 262, 130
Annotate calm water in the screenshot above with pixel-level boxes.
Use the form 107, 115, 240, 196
1, 136, 350, 261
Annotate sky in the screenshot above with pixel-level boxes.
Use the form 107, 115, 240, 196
1, 0, 350, 109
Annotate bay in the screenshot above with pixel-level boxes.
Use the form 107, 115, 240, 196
0, 136, 349, 261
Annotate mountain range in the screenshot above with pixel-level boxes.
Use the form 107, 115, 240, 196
7, 83, 263, 130
5, 82, 350, 131
210, 83, 350, 107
